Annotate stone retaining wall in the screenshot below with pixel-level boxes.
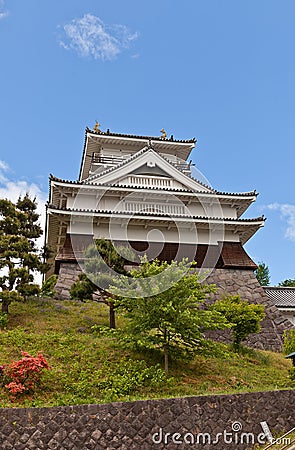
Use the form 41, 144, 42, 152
1, 389, 294, 449
204, 268, 293, 352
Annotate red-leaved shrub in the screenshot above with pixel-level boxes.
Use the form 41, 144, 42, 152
2, 351, 50, 400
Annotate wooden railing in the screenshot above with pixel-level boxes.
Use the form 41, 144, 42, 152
127, 175, 172, 188
125, 201, 186, 215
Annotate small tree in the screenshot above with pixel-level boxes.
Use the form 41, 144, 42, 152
70, 239, 131, 328
113, 258, 229, 374
0, 195, 45, 313
278, 279, 295, 287
255, 262, 270, 286
212, 295, 265, 351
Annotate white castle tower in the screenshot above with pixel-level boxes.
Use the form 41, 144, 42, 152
45, 124, 292, 351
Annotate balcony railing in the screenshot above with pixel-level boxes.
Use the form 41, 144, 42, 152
91, 155, 126, 165
159, 154, 191, 174
125, 201, 186, 216
92, 153, 191, 174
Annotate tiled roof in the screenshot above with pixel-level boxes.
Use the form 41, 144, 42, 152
263, 286, 295, 308
47, 204, 265, 223
85, 127, 196, 144
49, 174, 257, 198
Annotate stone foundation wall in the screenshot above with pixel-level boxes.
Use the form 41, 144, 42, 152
54, 263, 82, 300
1, 390, 295, 449
203, 268, 293, 352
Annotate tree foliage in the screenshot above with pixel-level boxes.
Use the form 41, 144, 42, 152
278, 279, 295, 287
0, 194, 45, 313
112, 258, 230, 374
70, 239, 131, 328
255, 262, 270, 286
212, 295, 265, 351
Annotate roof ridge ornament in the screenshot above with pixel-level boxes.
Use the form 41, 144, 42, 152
160, 128, 167, 139
93, 121, 100, 133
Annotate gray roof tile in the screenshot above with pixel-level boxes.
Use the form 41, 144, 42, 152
263, 287, 295, 308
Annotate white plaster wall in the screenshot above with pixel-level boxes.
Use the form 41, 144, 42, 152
67, 220, 238, 245
67, 190, 237, 220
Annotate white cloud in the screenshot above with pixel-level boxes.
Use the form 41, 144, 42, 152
267, 203, 295, 241
0, 160, 9, 171
59, 14, 139, 61
0, 0, 8, 19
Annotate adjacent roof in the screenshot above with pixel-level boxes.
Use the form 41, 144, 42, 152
263, 286, 295, 308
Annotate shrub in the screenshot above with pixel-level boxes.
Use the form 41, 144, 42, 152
283, 329, 295, 355
0, 313, 8, 329
289, 367, 295, 382
2, 351, 50, 401
212, 295, 265, 351
41, 275, 58, 297
98, 358, 169, 401
70, 273, 94, 302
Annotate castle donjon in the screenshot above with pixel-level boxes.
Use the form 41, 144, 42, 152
45, 124, 292, 350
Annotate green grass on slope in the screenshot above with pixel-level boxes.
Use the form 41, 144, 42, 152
0, 297, 293, 408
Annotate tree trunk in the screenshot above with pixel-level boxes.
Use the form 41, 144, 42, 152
164, 344, 169, 375
109, 303, 116, 329
2, 301, 9, 314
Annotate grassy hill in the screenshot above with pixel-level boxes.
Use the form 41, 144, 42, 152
0, 297, 293, 408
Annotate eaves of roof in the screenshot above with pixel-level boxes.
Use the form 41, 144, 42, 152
85, 127, 196, 144
49, 174, 257, 198
47, 205, 265, 223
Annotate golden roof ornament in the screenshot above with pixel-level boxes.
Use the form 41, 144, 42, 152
93, 121, 100, 132
160, 128, 167, 139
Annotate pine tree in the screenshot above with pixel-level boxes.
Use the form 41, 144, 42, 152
0, 194, 45, 313
70, 239, 131, 329
255, 262, 270, 286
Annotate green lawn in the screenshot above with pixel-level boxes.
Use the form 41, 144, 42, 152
0, 297, 293, 408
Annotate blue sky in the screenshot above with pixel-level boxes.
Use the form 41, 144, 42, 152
0, 0, 295, 284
